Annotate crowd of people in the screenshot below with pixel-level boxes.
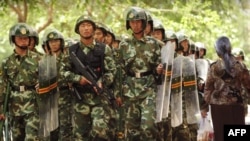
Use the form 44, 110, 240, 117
0, 6, 250, 141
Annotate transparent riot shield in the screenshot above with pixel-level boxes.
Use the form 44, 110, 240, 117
195, 59, 209, 82
171, 55, 183, 127
183, 55, 201, 124
156, 41, 175, 122
2, 112, 12, 141
38, 54, 58, 138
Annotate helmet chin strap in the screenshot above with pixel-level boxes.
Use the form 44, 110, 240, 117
15, 43, 28, 50
133, 29, 144, 34
13, 37, 30, 50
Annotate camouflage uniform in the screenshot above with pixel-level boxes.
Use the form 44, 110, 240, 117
45, 29, 73, 141
111, 45, 126, 141
0, 23, 42, 141
60, 40, 116, 141
204, 36, 250, 141
169, 33, 199, 141
119, 34, 161, 140
29, 27, 43, 55
119, 7, 161, 141
60, 15, 117, 141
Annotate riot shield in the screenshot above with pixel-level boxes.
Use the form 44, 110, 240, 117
156, 41, 175, 122
195, 59, 209, 82
2, 112, 12, 141
170, 55, 183, 127
38, 54, 59, 138
183, 55, 201, 124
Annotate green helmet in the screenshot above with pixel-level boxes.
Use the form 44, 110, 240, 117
126, 7, 147, 30
106, 27, 115, 40
75, 15, 96, 34
9, 23, 31, 45
29, 27, 39, 46
232, 47, 245, 60
165, 30, 181, 51
189, 40, 199, 56
45, 29, 65, 49
95, 22, 108, 36
153, 19, 166, 40
145, 10, 154, 32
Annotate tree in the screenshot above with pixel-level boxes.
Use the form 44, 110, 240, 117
0, 0, 249, 66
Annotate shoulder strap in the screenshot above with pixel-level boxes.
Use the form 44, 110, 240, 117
95, 42, 106, 75
69, 42, 88, 65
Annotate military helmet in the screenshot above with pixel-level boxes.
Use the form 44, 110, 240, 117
145, 10, 154, 32
9, 23, 31, 45
95, 22, 108, 36
177, 33, 188, 43
29, 27, 39, 46
75, 15, 96, 34
165, 30, 178, 41
164, 30, 181, 51
45, 29, 65, 49
125, 7, 147, 30
153, 19, 166, 40
195, 42, 206, 55
190, 40, 199, 57
106, 27, 115, 40
232, 47, 245, 60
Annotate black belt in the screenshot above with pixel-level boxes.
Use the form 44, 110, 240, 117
59, 86, 69, 91
127, 71, 153, 78
12, 85, 35, 92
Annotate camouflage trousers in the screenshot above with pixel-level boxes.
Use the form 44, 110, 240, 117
156, 117, 172, 141
11, 112, 40, 141
124, 96, 158, 141
58, 89, 73, 141
72, 98, 113, 141
172, 123, 198, 141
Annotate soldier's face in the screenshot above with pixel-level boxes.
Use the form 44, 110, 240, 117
129, 20, 143, 34
48, 39, 61, 53
152, 29, 163, 41
105, 33, 113, 46
199, 49, 205, 57
145, 23, 152, 35
28, 37, 35, 50
14, 36, 30, 48
94, 29, 105, 43
181, 40, 189, 52
79, 22, 94, 38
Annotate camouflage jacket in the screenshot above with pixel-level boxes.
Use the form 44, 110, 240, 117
119, 35, 161, 99
59, 40, 116, 103
0, 50, 41, 115
204, 57, 250, 105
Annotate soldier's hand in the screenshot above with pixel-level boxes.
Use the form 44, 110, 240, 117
156, 63, 163, 75
93, 82, 102, 94
79, 76, 91, 85
0, 114, 5, 120
116, 97, 123, 107
35, 83, 39, 93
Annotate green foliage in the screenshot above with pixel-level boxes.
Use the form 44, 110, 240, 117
0, 0, 249, 67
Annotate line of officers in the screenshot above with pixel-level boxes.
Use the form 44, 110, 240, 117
0, 6, 248, 141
